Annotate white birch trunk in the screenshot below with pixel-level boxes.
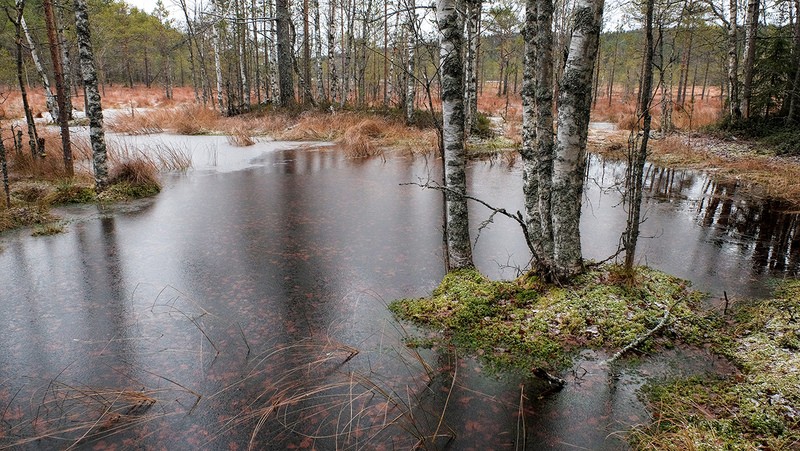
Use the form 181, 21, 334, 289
464, 0, 481, 134
405, 0, 417, 123
21, 16, 58, 121
727, 0, 741, 120
74, 0, 108, 192
328, 0, 339, 104
269, 0, 280, 104
551, 0, 604, 279
741, 0, 759, 118
438, 0, 473, 270
313, 0, 324, 100
211, 3, 224, 112
522, 0, 555, 274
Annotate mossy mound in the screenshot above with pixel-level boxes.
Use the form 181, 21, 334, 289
632, 280, 800, 450
98, 181, 161, 202
389, 265, 714, 374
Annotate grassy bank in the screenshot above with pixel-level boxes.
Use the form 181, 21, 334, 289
389, 265, 717, 374
0, 137, 181, 235
631, 280, 800, 449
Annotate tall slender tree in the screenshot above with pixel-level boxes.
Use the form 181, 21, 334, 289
276, 0, 295, 106
521, 0, 555, 275
74, 0, 109, 192
43, 0, 73, 177
21, 16, 58, 121
741, 0, 760, 118
623, 0, 655, 273
437, 0, 473, 270
551, 0, 604, 279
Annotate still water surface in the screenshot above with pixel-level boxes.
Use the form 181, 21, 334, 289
1, 135, 797, 449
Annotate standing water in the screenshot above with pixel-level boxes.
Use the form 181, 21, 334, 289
0, 134, 796, 449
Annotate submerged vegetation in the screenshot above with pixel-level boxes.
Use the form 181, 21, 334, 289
390, 265, 716, 374
632, 280, 800, 449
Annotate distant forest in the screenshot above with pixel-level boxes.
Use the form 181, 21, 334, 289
0, 0, 798, 123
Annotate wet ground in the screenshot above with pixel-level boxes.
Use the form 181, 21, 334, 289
0, 135, 796, 449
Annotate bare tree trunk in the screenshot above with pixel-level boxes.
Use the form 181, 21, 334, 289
74, 0, 108, 192
0, 136, 10, 208
405, 0, 417, 123
437, 0, 473, 270
178, 0, 201, 102
741, 0, 759, 118
302, 0, 312, 104
727, 0, 741, 120
269, 0, 280, 103
252, 0, 261, 103
10, 0, 42, 159
277, 0, 295, 106
624, 0, 654, 273
211, 1, 224, 112
56, 1, 74, 121
522, 0, 555, 274
551, 0, 604, 280
21, 16, 58, 121
464, 0, 481, 134
44, 0, 73, 177
788, 0, 800, 121
328, 0, 339, 103
313, 0, 324, 100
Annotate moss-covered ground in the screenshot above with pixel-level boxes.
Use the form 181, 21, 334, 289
389, 265, 717, 374
1, 178, 160, 235
630, 280, 800, 450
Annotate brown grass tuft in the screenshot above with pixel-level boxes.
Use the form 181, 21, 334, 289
108, 158, 159, 187
337, 119, 386, 158
226, 127, 256, 147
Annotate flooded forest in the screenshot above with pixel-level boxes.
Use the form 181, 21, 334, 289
1, 0, 799, 449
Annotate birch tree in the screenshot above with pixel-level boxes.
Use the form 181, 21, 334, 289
437, 0, 473, 270
623, 0, 655, 273
521, 0, 604, 280
464, 0, 481, 134
741, 0, 759, 118
74, 0, 109, 192
21, 16, 58, 121
521, 0, 555, 275
550, 0, 604, 279
44, 0, 73, 177
276, 0, 296, 106
405, 0, 417, 123
8, 0, 42, 158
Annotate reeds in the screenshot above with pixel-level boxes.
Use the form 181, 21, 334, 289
226, 127, 256, 147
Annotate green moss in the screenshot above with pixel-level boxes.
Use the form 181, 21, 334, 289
0, 206, 54, 233
98, 181, 161, 202
633, 280, 800, 450
389, 265, 713, 374
49, 180, 97, 204
32, 222, 65, 236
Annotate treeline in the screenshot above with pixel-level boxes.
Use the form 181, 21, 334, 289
1, 0, 799, 125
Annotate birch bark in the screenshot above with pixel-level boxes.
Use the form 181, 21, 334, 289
438, 0, 473, 270
74, 0, 108, 192
551, 0, 604, 279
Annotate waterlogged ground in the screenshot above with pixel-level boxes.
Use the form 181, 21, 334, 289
0, 135, 797, 449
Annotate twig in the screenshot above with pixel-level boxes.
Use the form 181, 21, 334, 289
532, 368, 566, 387
401, 180, 545, 271
606, 304, 671, 365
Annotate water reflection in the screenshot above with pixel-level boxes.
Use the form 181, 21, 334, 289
0, 139, 797, 449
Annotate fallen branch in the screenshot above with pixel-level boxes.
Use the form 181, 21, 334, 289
532, 368, 566, 387
401, 180, 544, 271
605, 303, 671, 365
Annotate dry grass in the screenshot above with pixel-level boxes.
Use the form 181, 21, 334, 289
337, 119, 387, 158
226, 127, 256, 147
